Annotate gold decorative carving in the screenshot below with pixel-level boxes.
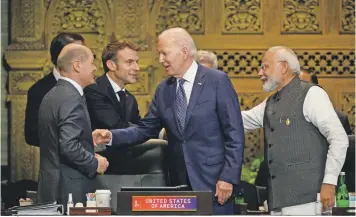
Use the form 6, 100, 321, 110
341, 0, 355, 34
341, 92, 355, 134
215, 50, 355, 76
282, 0, 321, 33
156, 0, 204, 35
239, 93, 265, 163
296, 50, 355, 75
222, 0, 262, 34
10, 95, 40, 182
115, 0, 149, 51
8, 0, 44, 50
49, 0, 109, 77
9, 72, 43, 95
51, 0, 104, 33
149, 0, 155, 12
136, 96, 152, 117
45, 0, 52, 9
216, 51, 264, 76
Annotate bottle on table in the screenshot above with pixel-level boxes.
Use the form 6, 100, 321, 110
67, 193, 74, 215
336, 172, 349, 207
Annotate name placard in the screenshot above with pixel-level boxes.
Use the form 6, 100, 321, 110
132, 196, 197, 211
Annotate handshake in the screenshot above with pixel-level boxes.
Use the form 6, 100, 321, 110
92, 129, 112, 146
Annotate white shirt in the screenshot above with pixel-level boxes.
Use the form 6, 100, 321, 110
59, 77, 84, 96
242, 86, 349, 185
177, 61, 198, 104
106, 74, 125, 102
53, 67, 62, 81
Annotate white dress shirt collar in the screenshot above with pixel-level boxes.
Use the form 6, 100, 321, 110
53, 67, 62, 81
180, 60, 198, 84
106, 74, 125, 93
59, 77, 84, 96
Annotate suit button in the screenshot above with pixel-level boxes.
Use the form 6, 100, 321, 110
268, 144, 273, 148
271, 128, 275, 132
272, 111, 276, 115
269, 160, 273, 164
272, 175, 276, 179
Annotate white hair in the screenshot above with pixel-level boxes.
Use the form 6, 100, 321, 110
267, 46, 301, 75
159, 27, 197, 58
196, 50, 218, 69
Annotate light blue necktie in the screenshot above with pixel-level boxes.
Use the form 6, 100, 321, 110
176, 79, 187, 133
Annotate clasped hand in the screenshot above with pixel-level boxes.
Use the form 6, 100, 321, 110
92, 129, 112, 146
95, 153, 109, 174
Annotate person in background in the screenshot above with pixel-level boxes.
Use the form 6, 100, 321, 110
37, 44, 109, 208
25, 32, 84, 147
299, 68, 353, 135
84, 40, 141, 174
92, 27, 245, 215
195, 50, 218, 69
242, 46, 348, 215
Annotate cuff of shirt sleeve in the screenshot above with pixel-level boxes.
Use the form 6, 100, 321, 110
323, 174, 338, 186
88, 157, 98, 179
106, 131, 113, 146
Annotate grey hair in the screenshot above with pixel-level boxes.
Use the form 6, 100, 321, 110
267, 46, 301, 75
159, 27, 197, 58
57, 46, 90, 73
196, 50, 218, 69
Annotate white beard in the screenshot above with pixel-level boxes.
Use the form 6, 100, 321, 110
263, 80, 277, 92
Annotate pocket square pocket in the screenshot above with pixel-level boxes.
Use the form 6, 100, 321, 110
206, 155, 224, 166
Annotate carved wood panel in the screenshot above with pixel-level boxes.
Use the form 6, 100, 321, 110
215, 50, 355, 76
222, 0, 262, 34
4, 0, 355, 182
282, 0, 321, 34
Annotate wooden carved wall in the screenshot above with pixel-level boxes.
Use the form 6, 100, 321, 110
5, 0, 355, 181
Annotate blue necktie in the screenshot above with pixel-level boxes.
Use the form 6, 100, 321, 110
176, 79, 187, 133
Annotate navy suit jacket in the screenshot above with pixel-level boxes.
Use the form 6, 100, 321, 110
111, 64, 245, 197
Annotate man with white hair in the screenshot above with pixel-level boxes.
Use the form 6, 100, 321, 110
196, 50, 218, 69
242, 46, 348, 215
92, 27, 245, 215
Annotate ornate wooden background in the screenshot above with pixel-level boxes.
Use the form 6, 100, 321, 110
5, 0, 355, 181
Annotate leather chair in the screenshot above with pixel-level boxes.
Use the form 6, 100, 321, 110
95, 139, 168, 213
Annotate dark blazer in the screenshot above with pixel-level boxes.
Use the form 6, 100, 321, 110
336, 110, 353, 135
25, 71, 57, 146
84, 74, 141, 174
109, 65, 245, 214
84, 74, 141, 130
37, 79, 98, 207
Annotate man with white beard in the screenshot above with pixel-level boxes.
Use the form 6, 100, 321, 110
241, 46, 348, 215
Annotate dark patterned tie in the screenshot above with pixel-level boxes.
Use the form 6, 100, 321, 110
117, 90, 127, 121
176, 79, 187, 133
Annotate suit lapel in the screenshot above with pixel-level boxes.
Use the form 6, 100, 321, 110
184, 66, 206, 130
101, 75, 123, 115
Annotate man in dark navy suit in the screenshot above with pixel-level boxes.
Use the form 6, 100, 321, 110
93, 27, 245, 215
84, 40, 141, 174
25, 32, 84, 146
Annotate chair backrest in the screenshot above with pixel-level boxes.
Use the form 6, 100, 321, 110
239, 181, 258, 211
255, 185, 267, 206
